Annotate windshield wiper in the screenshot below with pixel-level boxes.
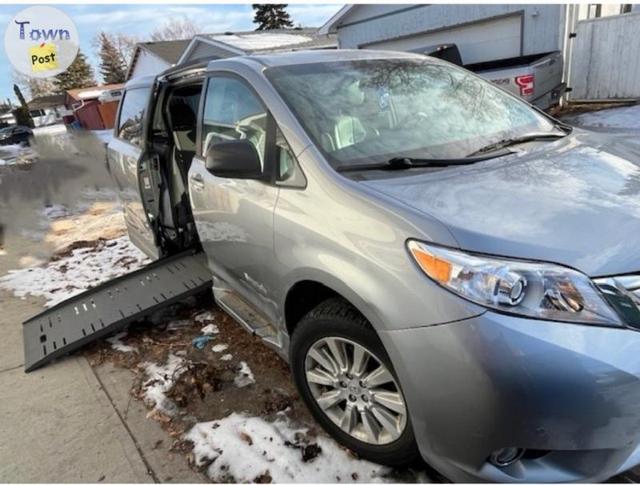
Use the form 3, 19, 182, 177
336, 151, 511, 173
467, 132, 568, 157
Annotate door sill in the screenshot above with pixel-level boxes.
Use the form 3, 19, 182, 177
213, 283, 282, 351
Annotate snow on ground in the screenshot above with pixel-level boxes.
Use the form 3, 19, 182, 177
90, 129, 113, 144
211, 343, 228, 353
142, 353, 188, 415
0, 236, 149, 307
564, 104, 640, 130
201, 323, 219, 336
32, 124, 68, 136
0, 142, 36, 165
42, 204, 70, 220
234, 361, 255, 388
186, 412, 388, 483
220, 353, 233, 361
107, 332, 137, 353
194, 310, 216, 323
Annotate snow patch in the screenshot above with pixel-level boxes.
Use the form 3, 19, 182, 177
0, 236, 149, 307
32, 124, 67, 136
195, 310, 216, 323
107, 332, 137, 353
90, 129, 113, 144
0, 143, 36, 166
201, 324, 219, 336
220, 353, 233, 361
142, 353, 187, 415
211, 343, 228, 353
234, 361, 255, 388
42, 204, 69, 220
209, 32, 312, 52
565, 104, 640, 130
185, 413, 387, 483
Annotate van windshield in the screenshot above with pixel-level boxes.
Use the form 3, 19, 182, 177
266, 59, 559, 169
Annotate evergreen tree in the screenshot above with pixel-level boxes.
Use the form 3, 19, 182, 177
252, 4, 294, 30
97, 32, 127, 84
54, 50, 95, 93
12, 84, 33, 128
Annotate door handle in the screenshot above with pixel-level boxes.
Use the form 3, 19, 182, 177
190, 173, 205, 191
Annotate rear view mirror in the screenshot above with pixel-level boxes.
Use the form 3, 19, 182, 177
205, 140, 263, 179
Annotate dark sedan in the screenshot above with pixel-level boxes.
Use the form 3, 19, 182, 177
0, 125, 32, 145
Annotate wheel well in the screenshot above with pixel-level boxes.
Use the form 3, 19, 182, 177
285, 281, 365, 336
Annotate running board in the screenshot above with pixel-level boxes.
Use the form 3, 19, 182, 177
23, 250, 212, 372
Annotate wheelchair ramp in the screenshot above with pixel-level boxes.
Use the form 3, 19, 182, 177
23, 251, 211, 372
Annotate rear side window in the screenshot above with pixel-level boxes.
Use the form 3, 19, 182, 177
118, 87, 151, 146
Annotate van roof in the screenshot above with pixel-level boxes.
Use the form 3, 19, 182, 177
124, 49, 430, 89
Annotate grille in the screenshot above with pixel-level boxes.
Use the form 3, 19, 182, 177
595, 275, 640, 328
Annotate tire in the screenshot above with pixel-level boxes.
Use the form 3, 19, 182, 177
290, 297, 420, 467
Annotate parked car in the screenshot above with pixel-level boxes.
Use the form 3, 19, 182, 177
104, 50, 640, 482
0, 125, 32, 145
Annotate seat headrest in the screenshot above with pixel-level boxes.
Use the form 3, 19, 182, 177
169, 98, 196, 131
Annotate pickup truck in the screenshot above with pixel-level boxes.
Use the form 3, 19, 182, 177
424, 45, 565, 110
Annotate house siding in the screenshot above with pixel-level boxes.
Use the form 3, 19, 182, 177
335, 4, 564, 60
182, 42, 229, 63
130, 50, 171, 79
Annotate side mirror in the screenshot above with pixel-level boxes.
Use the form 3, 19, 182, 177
205, 139, 263, 179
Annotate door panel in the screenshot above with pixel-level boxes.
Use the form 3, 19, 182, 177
189, 75, 279, 318
189, 157, 278, 314
106, 86, 160, 260
107, 138, 159, 259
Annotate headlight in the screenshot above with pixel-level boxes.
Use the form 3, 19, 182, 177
407, 240, 622, 326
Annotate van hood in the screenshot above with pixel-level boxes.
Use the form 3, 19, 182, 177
361, 132, 640, 277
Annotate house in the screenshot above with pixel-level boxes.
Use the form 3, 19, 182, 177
27, 94, 70, 127
178, 28, 336, 64
320, 4, 635, 57
65, 84, 124, 130
320, 5, 568, 65
126, 39, 191, 80
126, 29, 336, 80
319, 4, 640, 101
0, 112, 16, 127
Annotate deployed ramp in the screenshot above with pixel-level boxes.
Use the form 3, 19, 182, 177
23, 251, 212, 372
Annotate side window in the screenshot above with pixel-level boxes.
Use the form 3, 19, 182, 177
202, 77, 267, 167
118, 87, 151, 147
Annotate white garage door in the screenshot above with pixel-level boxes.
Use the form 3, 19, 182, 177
364, 14, 523, 65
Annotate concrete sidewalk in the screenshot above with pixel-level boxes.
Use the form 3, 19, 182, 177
0, 232, 202, 483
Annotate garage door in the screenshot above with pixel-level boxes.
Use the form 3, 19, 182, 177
364, 14, 523, 65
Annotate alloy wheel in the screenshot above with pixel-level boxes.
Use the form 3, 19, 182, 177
304, 336, 407, 445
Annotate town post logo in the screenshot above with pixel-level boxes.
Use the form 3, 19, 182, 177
5, 6, 79, 79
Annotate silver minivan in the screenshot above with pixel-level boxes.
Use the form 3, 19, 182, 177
107, 50, 640, 482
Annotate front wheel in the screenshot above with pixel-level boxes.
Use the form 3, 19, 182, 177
290, 298, 420, 466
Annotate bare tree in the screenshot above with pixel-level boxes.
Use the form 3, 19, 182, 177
150, 17, 199, 41
11, 70, 57, 99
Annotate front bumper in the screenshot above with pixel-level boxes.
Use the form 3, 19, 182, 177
381, 311, 640, 482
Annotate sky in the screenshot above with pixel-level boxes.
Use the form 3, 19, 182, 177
0, 3, 342, 102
